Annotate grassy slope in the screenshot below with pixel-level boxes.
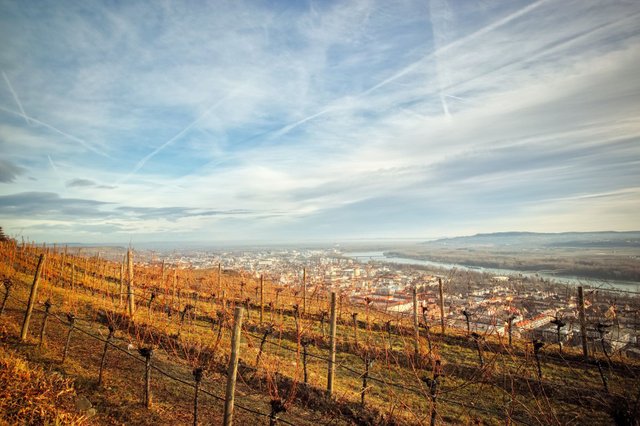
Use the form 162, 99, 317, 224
0, 332, 85, 425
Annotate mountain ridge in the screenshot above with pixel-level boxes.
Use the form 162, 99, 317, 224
426, 230, 640, 248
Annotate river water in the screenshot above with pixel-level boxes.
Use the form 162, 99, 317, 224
342, 251, 640, 293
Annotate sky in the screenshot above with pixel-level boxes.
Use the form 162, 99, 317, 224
0, 0, 639, 244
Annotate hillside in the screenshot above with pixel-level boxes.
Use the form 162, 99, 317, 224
1, 240, 639, 425
425, 231, 640, 248
380, 231, 640, 282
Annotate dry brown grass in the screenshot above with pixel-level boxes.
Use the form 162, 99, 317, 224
0, 327, 85, 425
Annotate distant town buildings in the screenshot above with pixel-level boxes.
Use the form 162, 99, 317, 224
147, 247, 639, 357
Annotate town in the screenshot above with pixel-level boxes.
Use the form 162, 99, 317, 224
139, 246, 640, 360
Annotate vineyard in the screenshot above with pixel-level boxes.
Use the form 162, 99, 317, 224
1, 240, 639, 425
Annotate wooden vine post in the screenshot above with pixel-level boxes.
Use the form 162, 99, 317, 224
138, 347, 153, 408
438, 277, 446, 334
507, 315, 515, 347
463, 309, 471, 335
269, 399, 286, 426
421, 307, 433, 354
412, 286, 420, 360
173, 269, 178, 310
424, 360, 442, 426
119, 257, 124, 308
302, 267, 307, 316
361, 352, 374, 407
193, 367, 204, 426
533, 340, 544, 382
327, 292, 337, 397
352, 312, 358, 347
127, 248, 135, 317
223, 306, 244, 426
577, 286, 589, 361
260, 274, 264, 324
218, 262, 222, 298
0, 279, 12, 317
20, 253, 46, 342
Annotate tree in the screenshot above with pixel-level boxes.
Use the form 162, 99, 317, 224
0, 226, 7, 242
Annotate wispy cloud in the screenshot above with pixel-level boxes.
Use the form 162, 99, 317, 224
0, 0, 639, 242
0, 191, 275, 225
0, 105, 110, 157
120, 86, 245, 183
66, 178, 96, 188
2, 70, 30, 125
0, 159, 25, 183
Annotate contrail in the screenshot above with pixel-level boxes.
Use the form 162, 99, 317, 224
444, 94, 471, 103
272, 0, 551, 139
364, 0, 550, 96
119, 87, 243, 184
391, 6, 637, 115
362, 60, 424, 96
2, 71, 31, 125
0, 104, 110, 157
440, 9, 640, 96
267, 107, 333, 141
47, 154, 63, 182
439, 94, 451, 119
47, 154, 67, 189
429, 0, 453, 119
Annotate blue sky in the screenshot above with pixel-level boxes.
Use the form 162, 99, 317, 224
0, 0, 639, 244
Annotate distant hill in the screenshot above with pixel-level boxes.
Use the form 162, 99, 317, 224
425, 231, 640, 248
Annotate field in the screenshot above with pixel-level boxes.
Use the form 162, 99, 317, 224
1, 240, 639, 425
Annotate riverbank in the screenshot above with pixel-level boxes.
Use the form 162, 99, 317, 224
343, 251, 640, 293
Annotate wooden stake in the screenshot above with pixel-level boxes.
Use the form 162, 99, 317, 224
139, 348, 153, 408
361, 354, 373, 407
173, 269, 178, 310
193, 367, 203, 426
302, 340, 309, 384
0, 279, 12, 317
438, 277, 446, 334
426, 360, 441, 426
127, 248, 135, 317
352, 312, 358, 347
71, 262, 76, 291
577, 286, 589, 361
223, 307, 244, 426
260, 274, 264, 324
302, 268, 307, 316
327, 292, 337, 397
507, 315, 515, 347
20, 254, 46, 342
119, 258, 124, 308
413, 286, 420, 360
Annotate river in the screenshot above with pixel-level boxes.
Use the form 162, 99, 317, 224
342, 251, 640, 293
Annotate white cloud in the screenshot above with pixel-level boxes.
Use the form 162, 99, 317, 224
0, 0, 639, 242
